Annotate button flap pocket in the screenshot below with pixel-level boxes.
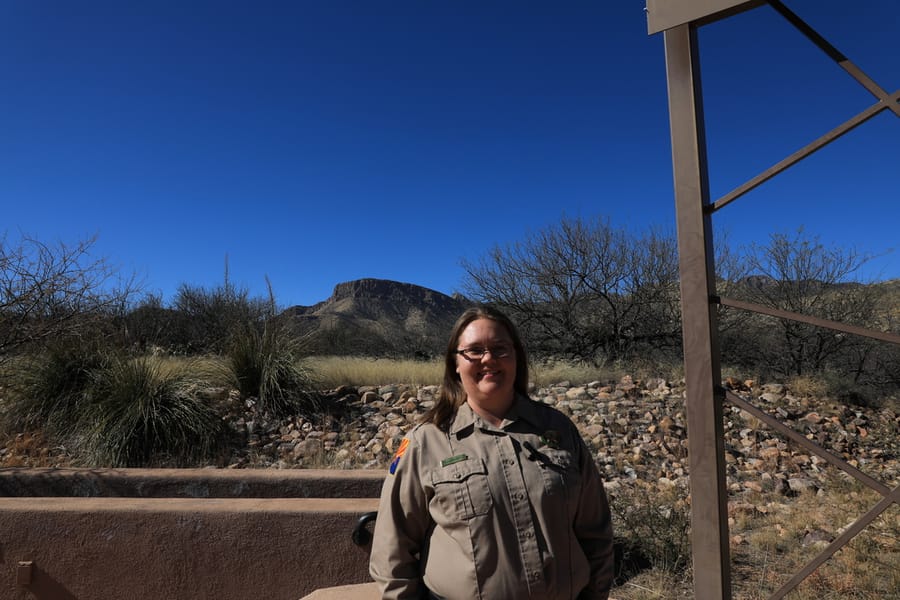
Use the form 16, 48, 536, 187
431, 457, 487, 485
430, 457, 492, 519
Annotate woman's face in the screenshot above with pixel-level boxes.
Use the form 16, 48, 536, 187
455, 318, 517, 407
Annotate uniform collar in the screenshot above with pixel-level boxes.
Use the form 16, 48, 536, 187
506, 393, 545, 429
449, 393, 542, 436
449, 401, 477, 436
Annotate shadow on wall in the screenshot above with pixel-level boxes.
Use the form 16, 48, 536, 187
17, 562, 78, 600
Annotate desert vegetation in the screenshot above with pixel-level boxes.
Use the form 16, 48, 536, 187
607, 473, 898, 599
0, 226, 897, 598
463, 218, 899, 400
306, 355, 642, 390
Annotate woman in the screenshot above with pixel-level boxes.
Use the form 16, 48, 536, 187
369, 306, 615, 599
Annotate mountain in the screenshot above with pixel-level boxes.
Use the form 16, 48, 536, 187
283, 279, 473, 356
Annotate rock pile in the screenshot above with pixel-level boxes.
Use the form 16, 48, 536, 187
226, 377, 899, 498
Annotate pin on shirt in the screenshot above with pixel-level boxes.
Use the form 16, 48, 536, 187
541, 430, 561, 449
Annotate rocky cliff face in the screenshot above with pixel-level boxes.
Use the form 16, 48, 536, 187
284, 279, 472, 356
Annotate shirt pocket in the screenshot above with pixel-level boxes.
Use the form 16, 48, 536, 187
430, 458, 493, 520
538, 448, 581, 498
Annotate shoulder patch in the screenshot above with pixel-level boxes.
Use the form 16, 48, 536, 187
389, 438, 410, 475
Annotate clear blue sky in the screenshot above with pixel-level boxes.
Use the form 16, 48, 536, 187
2, 1, 897, 307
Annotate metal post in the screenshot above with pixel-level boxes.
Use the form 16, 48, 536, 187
663, 23, 732, 599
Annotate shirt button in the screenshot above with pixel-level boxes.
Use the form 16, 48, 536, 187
516, 492, 526, 501
506, 459, 515, 466
525, 531, 533, 538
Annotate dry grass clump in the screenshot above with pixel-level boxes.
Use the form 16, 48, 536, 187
77, 355, 227, 467
2, 341, 232, 467
531, 359, 627, 387
307, 356, 644, 389
612, 570, 693, 599
306, 356, 443, 388
610, 482, 692, 578
784, 374, 829, 399
606, 475, 898, 599
227, 319, 317, 416
117, 355, 687, 393
0, 431, 73, 468
729, 475, 899, 599
148, 354, 228, 380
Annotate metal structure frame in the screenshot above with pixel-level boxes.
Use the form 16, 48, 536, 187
648, 1, 900, 598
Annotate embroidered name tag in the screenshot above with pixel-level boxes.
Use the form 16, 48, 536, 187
441, 454, 468, 467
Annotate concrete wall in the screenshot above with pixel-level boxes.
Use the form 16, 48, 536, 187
0, 468, 386, 499
0, 469, 385, 600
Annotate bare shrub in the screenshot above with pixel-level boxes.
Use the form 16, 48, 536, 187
462, 217, 681, 364
609, 481, 692, 578
0, 233, 138, 369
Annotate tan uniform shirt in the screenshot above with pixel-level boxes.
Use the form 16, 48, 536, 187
369, 395, 614, 600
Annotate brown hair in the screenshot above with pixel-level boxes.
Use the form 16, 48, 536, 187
421, 305, 529, 430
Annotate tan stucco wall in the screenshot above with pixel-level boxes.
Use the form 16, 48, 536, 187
300, 582, 380, 599
0, 469, 385, 600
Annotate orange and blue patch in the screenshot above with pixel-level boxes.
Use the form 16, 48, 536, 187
389, 438, 410, 475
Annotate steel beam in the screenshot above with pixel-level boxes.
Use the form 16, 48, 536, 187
646, 0, 762, 35
664, 23, 732, 599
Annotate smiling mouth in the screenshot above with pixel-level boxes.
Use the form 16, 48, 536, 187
478, 370, 502, 380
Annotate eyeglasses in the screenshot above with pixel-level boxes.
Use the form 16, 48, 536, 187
455, 345, 513, 360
